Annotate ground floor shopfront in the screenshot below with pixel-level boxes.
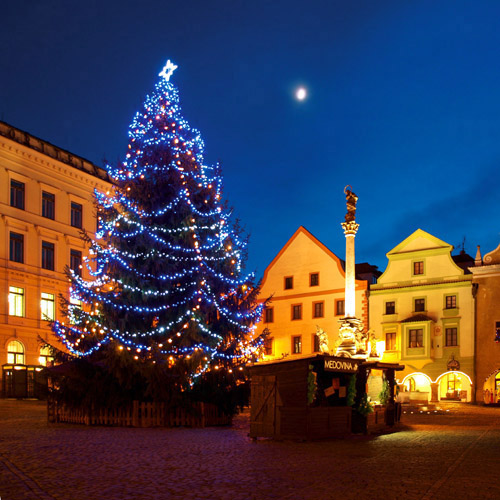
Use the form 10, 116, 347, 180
398, 370, 473, 403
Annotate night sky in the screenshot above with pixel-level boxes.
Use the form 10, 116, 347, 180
2, 1, 499, 277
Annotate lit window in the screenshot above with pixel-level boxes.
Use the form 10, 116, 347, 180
445, 295, 457, 309
264, 307, 274, 323
335, 299, 345, 316
413, 261, 424, 275
310, 273, 319, 287
42, 191, 55, 219
71, 202, 83, 228
414, 298, 426, 312
264, 337, 273, 356
10, 232, 24, 263
39, 346, 54, 366
385, 301, 395, 315
386, 332, 396, 351
7, 340, 24, 364
42, 241, 55, 271
10, 180, 25, 210
313, 301, 324, 318
409, 329, 423, 348
9, 286, 24, 317
445, 327, 458, 346
70, 249, 82, 276
284, 276, 293, 290
292, 335, 302, 354
292, 304, 302, 320
41, 292, 55, 321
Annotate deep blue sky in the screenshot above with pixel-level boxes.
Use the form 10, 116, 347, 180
2, 1, 499, 277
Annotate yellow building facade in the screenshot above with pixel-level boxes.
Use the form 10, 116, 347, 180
471, 243, 500, 404
256, 226, 369, 360
370, 229, 475, 402
0, 121, 110, 391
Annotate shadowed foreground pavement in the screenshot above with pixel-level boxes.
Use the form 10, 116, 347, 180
1, 400, 500, 499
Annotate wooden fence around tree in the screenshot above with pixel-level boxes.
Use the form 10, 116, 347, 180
47, 399, 231, 428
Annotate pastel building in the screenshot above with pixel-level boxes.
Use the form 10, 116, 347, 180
471, 243, 500, 404
256, 226, 375, 360
0, 121, 110, 395
369, 229, 475, 402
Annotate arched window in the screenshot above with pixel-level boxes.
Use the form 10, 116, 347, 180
7, 340, 25, 365
39, 346, 54, 367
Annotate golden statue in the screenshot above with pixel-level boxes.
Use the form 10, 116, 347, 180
344, 185, 358, 223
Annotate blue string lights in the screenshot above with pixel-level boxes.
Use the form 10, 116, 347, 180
52, 60, 264, 380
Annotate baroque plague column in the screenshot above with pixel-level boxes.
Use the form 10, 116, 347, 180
336, 186, 368, 358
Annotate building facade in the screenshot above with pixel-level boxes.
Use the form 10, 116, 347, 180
256, 226, 370, 360
0, 121, 110, 391
471, 243, 500, 404
370, 229, 475, 402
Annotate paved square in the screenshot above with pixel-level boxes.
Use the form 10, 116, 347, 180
1, 400, 500, 499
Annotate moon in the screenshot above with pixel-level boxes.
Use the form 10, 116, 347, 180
295, 87, 307, 101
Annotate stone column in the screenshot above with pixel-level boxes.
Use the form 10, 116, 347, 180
341, 221, 359, 318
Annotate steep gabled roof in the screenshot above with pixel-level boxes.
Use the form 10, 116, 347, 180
387, 228, 452, 257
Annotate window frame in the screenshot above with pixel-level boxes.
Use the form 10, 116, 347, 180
385, 331, 396, 351
70, 249, 82, 277
292, 335, 302, 354
414, 298, 426, 312
9, 232, 24, 263
284, 276, 293, 290
335, 299, 345, 316
264, 306, 274, 323
385, 301, 396, 315
7, 340, 25, 365
445, 327, 458, 347
70, 201, 83, 229
41, 240, 55, 271
312, 301, 324, 318
413, 260, 424, 276
309, 272, 319, 287
10, 179, 25, 210
291, 303, 302, 321
409, 328, 423, 348
41, 292, 56, 321
42, 191, 55, 220
445, 295, 457, 309
8, 286, 25, 317
263, 337, 273, 356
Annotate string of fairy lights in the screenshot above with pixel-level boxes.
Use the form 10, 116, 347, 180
52, 60, 263, 378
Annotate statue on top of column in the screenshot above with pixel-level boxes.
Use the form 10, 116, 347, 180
344, 186, 358, 223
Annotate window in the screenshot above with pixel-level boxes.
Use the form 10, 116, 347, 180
445, 295, 457, 309
335, 299, 345, 316
445, 327, 458, 347
39, 346, 54, 367
414, 298, 426, 312
264, 337, 273, 356
284, 276, 293, 290
409, 328, 423, 348
70, 249, 82, 276
42, 241, 55, 271
385, 301, 396, 315
386, 332, 396, 351
42, 191, 55, 219
413, 261, 424, 275
69, 297, 83, 324
8, 287, 24, 317
496, 322, 500, 343
7, 340, 24, 364
71, 202, 83, 228
310, 273, 319, 287
312, 333, 320, 353
292, 335, 302, 354
10, 180, 25, 209
10, 232, 24, 263
313, 301, 324, 318
264, 307, 274, 323
41, 292, 55, 321
291, 304, 302, 320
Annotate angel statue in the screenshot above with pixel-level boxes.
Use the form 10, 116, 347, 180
316, 326, 329, 353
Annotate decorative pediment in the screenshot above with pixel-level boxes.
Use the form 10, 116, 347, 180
483, 242, 500, 265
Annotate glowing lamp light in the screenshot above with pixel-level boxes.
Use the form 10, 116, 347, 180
295, 87, 307, 101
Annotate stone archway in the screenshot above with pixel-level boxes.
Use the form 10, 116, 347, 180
482, 369, 500, 404
436, 371, 473, 402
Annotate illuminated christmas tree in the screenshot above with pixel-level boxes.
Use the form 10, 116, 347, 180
52, 61, 264, 397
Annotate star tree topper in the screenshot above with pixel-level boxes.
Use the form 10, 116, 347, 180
159, 60, 178, 81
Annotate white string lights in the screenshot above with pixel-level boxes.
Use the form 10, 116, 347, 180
52, 60, 264, 379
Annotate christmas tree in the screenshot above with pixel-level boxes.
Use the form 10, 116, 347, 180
52, 60, 264, 399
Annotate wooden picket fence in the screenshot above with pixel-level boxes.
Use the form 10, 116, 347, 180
47, 399, 232, 428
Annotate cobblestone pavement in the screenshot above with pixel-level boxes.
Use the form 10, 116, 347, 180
1, 400, 500, 500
